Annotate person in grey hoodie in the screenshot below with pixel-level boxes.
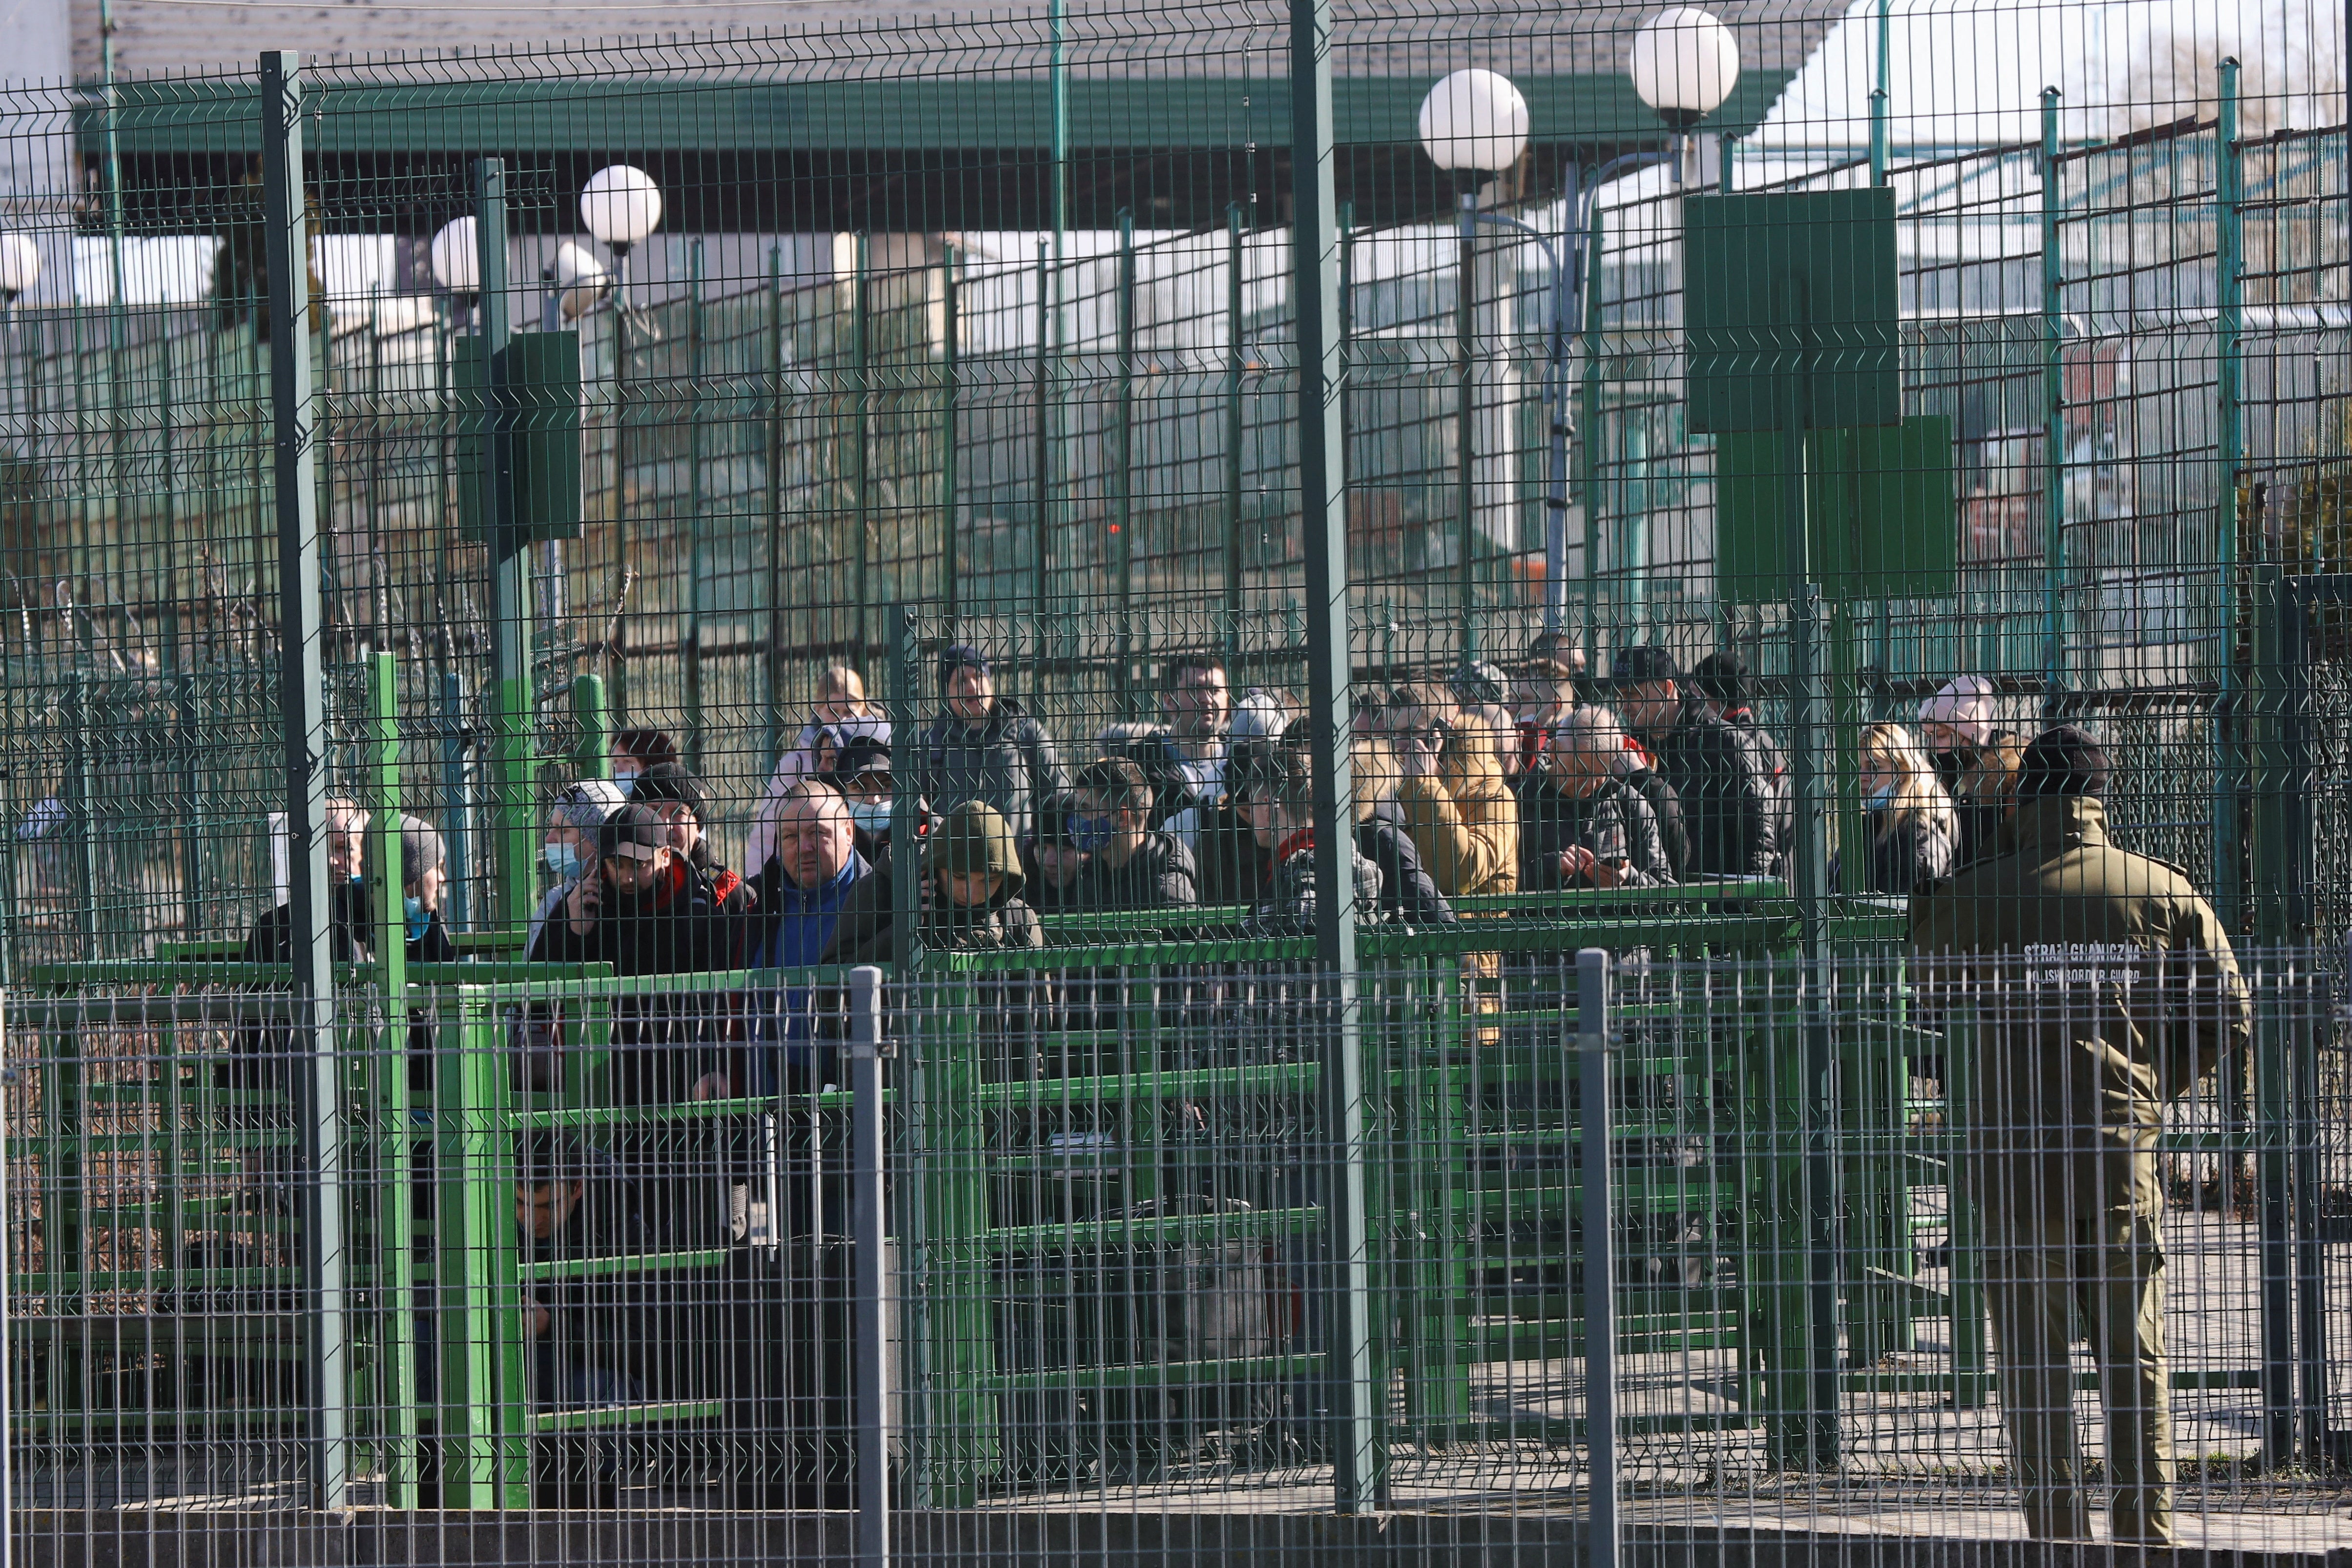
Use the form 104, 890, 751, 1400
917, 643, 1070, 840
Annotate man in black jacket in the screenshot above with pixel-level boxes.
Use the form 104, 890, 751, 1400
1070, 756, 1198, 914
1612, 646, 1785, 880
528, 804, 728, 1103
1514, 708, 1673, 890
919, 643, 1069, 839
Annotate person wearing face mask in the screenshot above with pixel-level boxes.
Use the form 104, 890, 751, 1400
1832, 722, 1958, 896
1919, 675, 1997, 789
1068, 756, 1197, 914
816, 739, 904, 856
610, 728, 677, 793
745, 667, 892, 872
1020, 794, 1093, 916
529, 780, 630, 953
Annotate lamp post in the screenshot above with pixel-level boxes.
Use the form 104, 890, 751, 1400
1418, 17, 1739, 644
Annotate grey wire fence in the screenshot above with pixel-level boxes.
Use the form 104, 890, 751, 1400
4, 0, 2352, 1561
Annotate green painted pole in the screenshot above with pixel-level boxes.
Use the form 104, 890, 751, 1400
1289, 0, 1377, 1511
361, 652, 413, 1505
1224, 205, 1246, 653
1868, 0, 1890, 187
853, 234, 872, 665
2040, 88, 2067, 711
1457, 195, 1478, 671
1114, 211, 1136, 711
475, 157, 536, 939
1580, 209, 1604, 673
765, 245, 786, 772
1034, 238, 1052, 626
260, 49, 348, 1511
2214, 60, 2244, 933
941, 241, 961, 626
571, 672, 610, 781
686, 240, 707, 774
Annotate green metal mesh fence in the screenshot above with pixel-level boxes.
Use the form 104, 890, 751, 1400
4, 0, 2352, 1560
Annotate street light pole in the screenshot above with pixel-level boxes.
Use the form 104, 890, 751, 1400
1457, 152, 1667, 640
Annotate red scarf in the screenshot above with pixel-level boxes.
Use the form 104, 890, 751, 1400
1275, 828, 1315, 863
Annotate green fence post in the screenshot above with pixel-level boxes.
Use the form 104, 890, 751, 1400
475, 157, 537, 939
361, 652, 415, 1505
2215, 59, 2244, 933
764, 244, 786, 768
1580, 211, 1605, 671
1456, 197, 1478, 670
1224, 204, 1246, 653
570, 672, 610, 781
1033, 238, 1052, 626
260, 49, 349, 1511
941, 240, 961, 627
1114, 210, 1136, 712
1290, 0, 1377, 1511
2039, 88, 2068, 710
685, 240, 707, 775
853, 234, 872, 665
437, 992, 528, 1506
2249, 565, 2296, 1460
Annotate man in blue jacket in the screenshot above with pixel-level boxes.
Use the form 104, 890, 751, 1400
743, 781, 869, 1092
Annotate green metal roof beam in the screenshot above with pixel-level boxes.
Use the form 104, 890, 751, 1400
79, 72, 1794, 157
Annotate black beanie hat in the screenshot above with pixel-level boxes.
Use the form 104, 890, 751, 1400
2015, 724, 2111, 800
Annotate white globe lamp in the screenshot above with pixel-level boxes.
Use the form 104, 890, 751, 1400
580, 165, 662, 258
1417, 69, 1531, 175
0, 233, 40, 301
429, 215, 481, 296
1629, 8, 1741, 130
550, 239, 612, 321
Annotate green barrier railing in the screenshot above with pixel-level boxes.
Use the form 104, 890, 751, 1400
4, 896, 2053, 1506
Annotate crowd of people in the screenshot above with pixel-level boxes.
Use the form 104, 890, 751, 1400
218, 636, 2251, 1531
241, 645, 2061, 1042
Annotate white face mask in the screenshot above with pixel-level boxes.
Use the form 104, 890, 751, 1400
613, 764, 643, 789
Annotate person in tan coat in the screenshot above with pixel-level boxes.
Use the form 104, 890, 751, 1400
1378, 682, 1519, 899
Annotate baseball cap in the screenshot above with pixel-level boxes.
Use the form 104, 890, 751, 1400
820, 739, 894, 786
596, 803, 669, 863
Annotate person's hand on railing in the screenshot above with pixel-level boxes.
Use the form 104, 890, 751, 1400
525, 1292, 551, 1339
690, 1070, 732, 1101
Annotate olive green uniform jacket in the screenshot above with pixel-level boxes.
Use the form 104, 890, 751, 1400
1907, 795, 2250, 1222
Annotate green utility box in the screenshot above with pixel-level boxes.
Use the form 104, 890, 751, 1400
1684, 187, 1900, 435
456, 330, 583, 545
1715, 416, 1957, 601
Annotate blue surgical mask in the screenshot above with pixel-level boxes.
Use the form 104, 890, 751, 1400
847, 800, 893, 835
544, 841, 584, 881
1866, 783, 1897, 812
403, 894, 431, 943
1068, 815, 1115, 853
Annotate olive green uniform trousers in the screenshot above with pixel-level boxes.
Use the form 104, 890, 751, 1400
1980, 1200, 2172, 1545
